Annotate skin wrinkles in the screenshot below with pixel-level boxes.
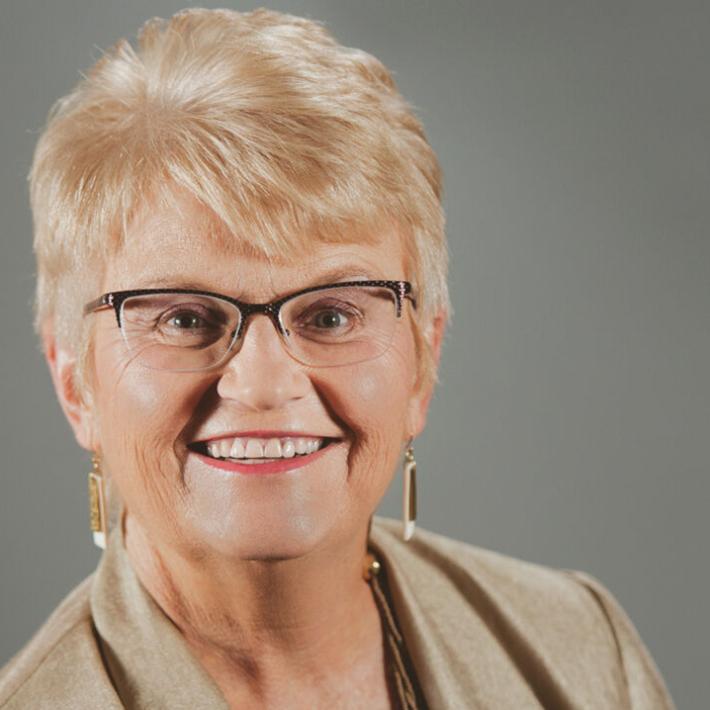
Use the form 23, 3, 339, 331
50, 189, 445, 707
92, 336, 190, 518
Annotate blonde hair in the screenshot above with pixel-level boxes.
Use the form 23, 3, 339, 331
30, 8, 448, 395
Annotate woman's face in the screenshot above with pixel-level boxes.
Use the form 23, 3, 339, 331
79, 194, 437, 561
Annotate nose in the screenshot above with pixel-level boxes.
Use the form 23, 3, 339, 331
216, 314, 310, 411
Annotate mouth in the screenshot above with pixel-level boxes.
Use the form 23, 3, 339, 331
188, 434, 339, 472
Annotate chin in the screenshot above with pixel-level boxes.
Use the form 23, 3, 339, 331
179, 447, 353, 560
183, 507, 339, 562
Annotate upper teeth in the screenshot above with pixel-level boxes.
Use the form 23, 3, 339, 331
205, 437, 324, 460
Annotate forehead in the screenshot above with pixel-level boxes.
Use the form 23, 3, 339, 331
104, 192, 408, 297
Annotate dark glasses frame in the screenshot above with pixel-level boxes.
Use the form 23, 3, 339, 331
83, 280, 417, 342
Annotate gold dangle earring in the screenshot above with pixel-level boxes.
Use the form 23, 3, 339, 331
88, 453, 107, 549
402, 440, 417, 541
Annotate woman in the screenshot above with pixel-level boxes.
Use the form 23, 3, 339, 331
0, 8, 674, 709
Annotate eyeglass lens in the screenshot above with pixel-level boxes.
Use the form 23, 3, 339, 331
118, 286, 401, 371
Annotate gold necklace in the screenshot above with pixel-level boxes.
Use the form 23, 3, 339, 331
363, 553, 421, 710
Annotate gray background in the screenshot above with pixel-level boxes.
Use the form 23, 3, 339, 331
1, 1, 707, 707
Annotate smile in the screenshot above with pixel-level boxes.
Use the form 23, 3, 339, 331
189, 435, 339, 475
205, 436, 328, 461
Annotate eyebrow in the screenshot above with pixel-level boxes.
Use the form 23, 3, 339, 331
133, 267, 375, 293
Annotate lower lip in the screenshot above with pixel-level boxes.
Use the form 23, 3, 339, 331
191, 444, 332, 475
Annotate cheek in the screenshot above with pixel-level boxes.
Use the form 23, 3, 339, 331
98, 366, 180, 453
94, 324, 201, 445
91, 331, 207, 533
323, 345, 414, 433
316, 328, 417, 496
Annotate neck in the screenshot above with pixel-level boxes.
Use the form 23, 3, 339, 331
122, 513, 385, 700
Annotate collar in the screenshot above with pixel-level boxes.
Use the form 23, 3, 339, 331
90, 515, 472, 708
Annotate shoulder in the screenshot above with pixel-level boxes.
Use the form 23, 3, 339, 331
370, 516, 675, 708
372, 514, 603, 609
0, 575, 119, 709
371, 515, 612, 632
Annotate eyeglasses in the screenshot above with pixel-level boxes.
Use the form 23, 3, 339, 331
83, 280, 417, 371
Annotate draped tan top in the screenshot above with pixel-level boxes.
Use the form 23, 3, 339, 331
0, 515, 674, 709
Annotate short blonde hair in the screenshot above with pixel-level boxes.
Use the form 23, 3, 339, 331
31, 8, 448, 395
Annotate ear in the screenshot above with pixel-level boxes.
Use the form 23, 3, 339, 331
406, 309, 447, 439
41, 321, 96, 451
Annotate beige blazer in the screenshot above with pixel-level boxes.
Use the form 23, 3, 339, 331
0, 516, 674, 709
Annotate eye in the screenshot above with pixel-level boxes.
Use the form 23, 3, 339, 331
283, 289, 372, 344
311, 309, 350, 329
298, 302, 361, 333
167, 311, 208, 330
157, 305, 226, 335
